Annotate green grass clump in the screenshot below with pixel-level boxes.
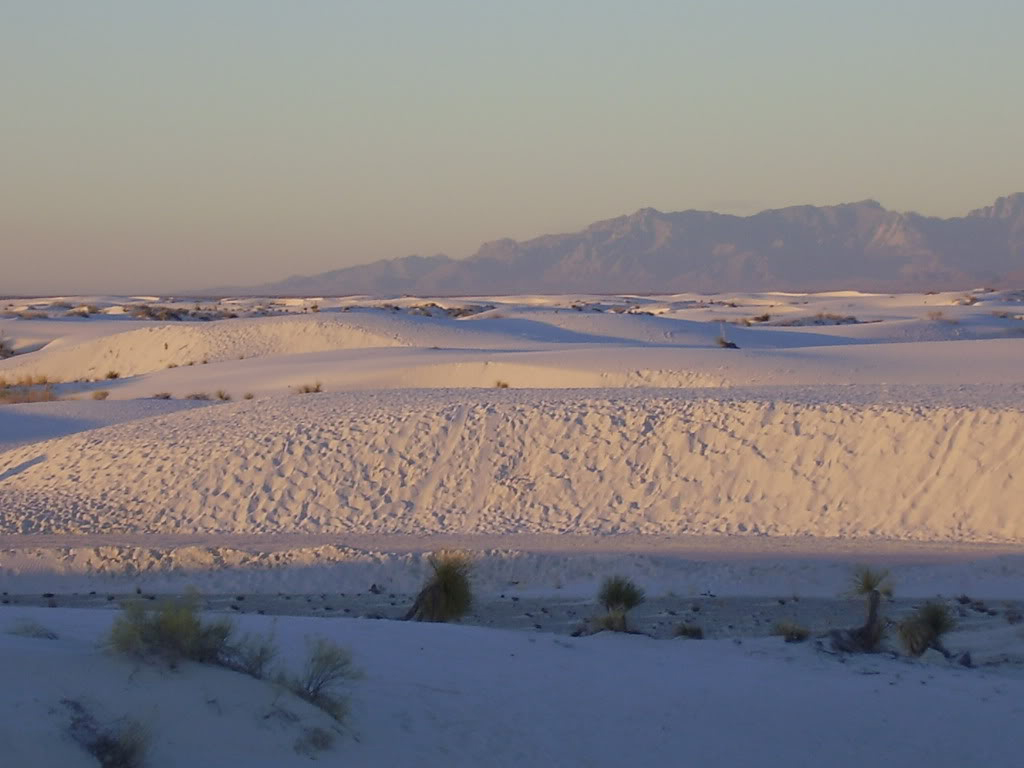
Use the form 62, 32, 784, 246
404, 551, 473, 622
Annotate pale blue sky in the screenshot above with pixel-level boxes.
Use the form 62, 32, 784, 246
3, 1, 1022, 293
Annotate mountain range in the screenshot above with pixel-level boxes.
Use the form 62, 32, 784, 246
216, 193, 1024, 295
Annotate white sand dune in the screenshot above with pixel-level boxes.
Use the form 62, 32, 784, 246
5, 607, 1021, 768
2, 390, 1022, 543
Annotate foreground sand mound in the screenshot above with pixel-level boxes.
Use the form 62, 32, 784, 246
1, 390, 1022, 541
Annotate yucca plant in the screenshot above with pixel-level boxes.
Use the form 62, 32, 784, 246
404, 551, 473, 622
594, 575, 646, 633
831, 566, 893, 653
899, 601, 955, 657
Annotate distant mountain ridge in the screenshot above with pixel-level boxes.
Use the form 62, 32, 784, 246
217, 194, 1024, 295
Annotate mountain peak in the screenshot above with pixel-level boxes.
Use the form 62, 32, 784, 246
217, 195, 1024, 296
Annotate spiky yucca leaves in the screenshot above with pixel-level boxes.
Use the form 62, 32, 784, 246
851, 566, 894, 598
404, 551, 473, 622
592, 576, 646, 633
899, 602, 956, 657
598, 576, 646, 613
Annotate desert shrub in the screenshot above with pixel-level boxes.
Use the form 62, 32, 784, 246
105, 370, 120, 380
92, 390, 110, 401
185, 392, 211, 400
495, 380, 510, 389
215, 389, 231, 401
773, 621, 810, 643
151, 392, 172, 399
243, 392, 254, 400
64, 699, 149, 768
0, 332, 13, 359
715, 335, 739, 349
674, 623, 704, 639
899, 601, 955, 657
109, 593, 233, 666
404, 551, 473, 622
751, 313, 771, 323
294, 382, 323, 394
284, 637, 358, 722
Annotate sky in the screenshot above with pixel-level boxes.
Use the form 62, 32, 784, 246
3, 0, 1023, 294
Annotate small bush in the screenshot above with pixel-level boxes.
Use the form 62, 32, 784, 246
674, 623, 704, 639
751, 313, 771, 323
215, 389, 231, 401
495, 380, 510, 389
285, 637, 358, 722
294, 382, 323, 394
404, 551, 473, 622
243, 392, 254, 400
92, 390, 110, 401
185, 392, 211, 400
0, 332, 14, 359
109, 593, 233, 666
899, 601, 955, 657
773, 621, 810, 643
151, 392, 172, 400
715, 335, 739, 349
105, 371, 120, 380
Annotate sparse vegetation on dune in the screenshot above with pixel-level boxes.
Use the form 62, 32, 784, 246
294, 382, 323, 394
404, 551, 473, 623
92, 390, 110, 400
